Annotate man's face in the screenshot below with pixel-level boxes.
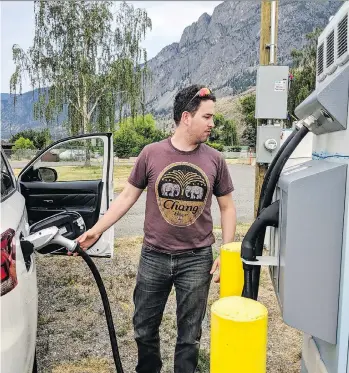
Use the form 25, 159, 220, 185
186, 100, 215, 144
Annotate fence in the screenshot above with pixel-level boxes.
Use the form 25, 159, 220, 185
5, 146, 255, 165
223, 151, 256, 159
6, 149, 38, 161
5, 146, 104, 162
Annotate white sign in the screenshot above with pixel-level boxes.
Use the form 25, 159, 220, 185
274, 80, 287, 92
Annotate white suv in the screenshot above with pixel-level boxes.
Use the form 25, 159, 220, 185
1, 133, 114, 373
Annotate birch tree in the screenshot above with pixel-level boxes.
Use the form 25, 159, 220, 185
10, 0, 152, 135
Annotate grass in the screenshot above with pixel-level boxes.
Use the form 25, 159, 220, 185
52, 358, 112, 373
219, 222, 252, 241
13, 164, 133, 193
197, 349, 211, 372
38, 314, 56, 326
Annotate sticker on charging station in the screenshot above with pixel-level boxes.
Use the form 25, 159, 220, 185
274, 80, 287, 92
283, 166, 309, 176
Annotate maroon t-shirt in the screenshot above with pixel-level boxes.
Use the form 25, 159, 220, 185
128, 138, 234, 252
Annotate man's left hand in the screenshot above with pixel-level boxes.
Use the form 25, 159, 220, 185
210, 256, 220, 283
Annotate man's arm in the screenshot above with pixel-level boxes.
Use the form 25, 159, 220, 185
91, 182, 143, 235
76, 182, 143, 250
217, 192, 236, 244
210, 192, 236, 282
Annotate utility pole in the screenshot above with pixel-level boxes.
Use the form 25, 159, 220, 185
254, 0, 279, 217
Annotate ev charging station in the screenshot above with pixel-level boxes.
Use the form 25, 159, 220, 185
250, 2, 349, 372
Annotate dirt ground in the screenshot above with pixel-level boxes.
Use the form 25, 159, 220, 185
35, 227, 302, 373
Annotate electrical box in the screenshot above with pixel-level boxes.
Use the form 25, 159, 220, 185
255, 66, 289, 119
256, 125, 281, 163
295, 64, 349, 135
270, 160, 347, 344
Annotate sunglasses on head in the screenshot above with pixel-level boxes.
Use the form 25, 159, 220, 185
185, 87, 211, 108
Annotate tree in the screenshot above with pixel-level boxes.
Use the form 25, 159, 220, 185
210, 113, 238, 146
114, 114, 168, 158
287, 28, 322, 123
13, 137, 35, 151
10, 1, 152, 135
240, 94, 257, 147
133, 114, 157, 139
114, 122, 141, 158
10, 128, 51, 149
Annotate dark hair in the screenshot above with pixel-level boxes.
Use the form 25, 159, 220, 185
173, 84, 216, 125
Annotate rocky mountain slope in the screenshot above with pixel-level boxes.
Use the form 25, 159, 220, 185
145, 0, 340, 115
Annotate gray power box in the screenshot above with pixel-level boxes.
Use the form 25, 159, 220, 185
273, 160, 347, 344
256, 125, 281, 163
294, 64, 349, 135
255, 66, 289, 119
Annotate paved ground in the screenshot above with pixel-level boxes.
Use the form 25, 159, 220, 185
115, 164, 255, 237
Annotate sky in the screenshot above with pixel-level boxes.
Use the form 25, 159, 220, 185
0, 1, 223, 93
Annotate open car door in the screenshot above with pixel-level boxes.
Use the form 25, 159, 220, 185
18, 133, 114, 258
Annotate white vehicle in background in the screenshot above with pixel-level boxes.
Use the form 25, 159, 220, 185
58, 148, 86, 161
1, 133, 114, 373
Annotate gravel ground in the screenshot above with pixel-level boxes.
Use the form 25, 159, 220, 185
35, 228, 302, 373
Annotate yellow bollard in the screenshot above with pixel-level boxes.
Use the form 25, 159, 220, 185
210, 296, 268, 373
220, 242, 244, 298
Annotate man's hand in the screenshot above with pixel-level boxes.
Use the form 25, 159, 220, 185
69, 229, 101, 256
210, 256, 220, 283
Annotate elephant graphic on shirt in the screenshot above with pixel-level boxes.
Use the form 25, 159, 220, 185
185, 185, 204, 200
161, 183, 180, 197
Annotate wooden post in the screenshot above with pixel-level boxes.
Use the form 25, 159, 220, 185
254, 0, 279, 218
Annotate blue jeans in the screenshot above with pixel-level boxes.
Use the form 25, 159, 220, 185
133, 245, 213, 373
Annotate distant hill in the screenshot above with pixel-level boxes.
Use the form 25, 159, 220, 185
1, 0, 341, 139
144, 0, 341, 115
1, 90, 67, 140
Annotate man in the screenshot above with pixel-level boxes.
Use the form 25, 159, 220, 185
77, 84, 237, 373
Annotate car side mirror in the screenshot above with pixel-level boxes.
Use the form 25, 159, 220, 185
37, 167, 57, 182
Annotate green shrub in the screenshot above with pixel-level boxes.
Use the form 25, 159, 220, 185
13, 137, 35, 150
207, 142, 224, 152
114, 114, 169, 157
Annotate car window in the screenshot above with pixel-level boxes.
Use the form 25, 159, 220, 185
32, 138, 105, 182
1, 154, 15, 200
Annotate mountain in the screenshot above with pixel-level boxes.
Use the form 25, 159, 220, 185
1, 91, 41, 140
1, 90, 67, 140
0, 0, 342, 139
145, 0, 341, 115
